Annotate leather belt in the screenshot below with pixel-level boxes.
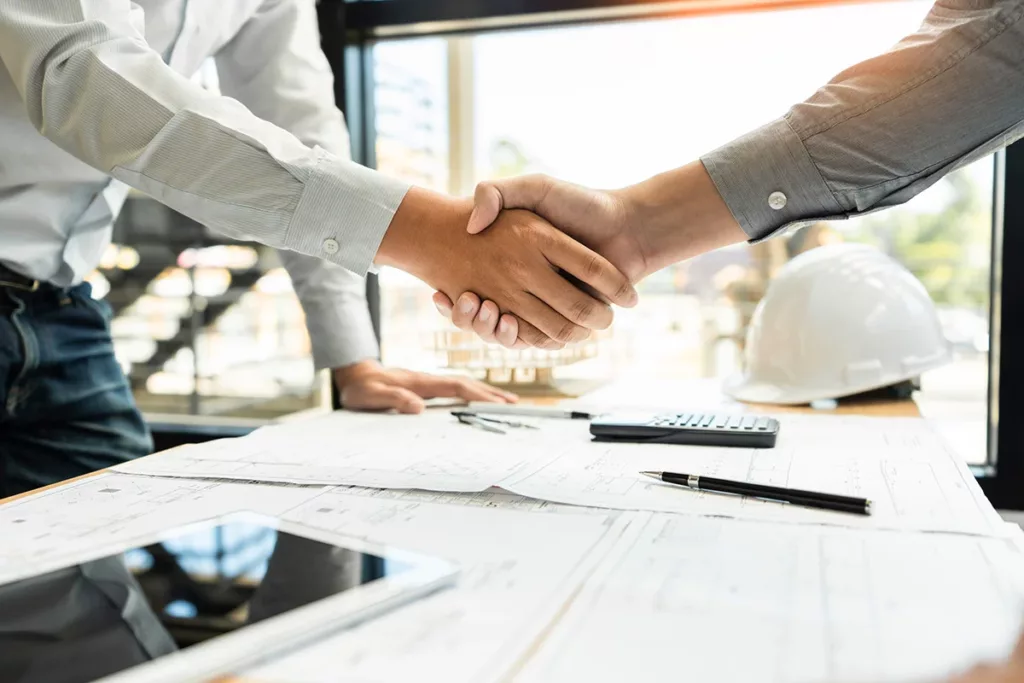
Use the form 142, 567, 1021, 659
0, 265, 42, 292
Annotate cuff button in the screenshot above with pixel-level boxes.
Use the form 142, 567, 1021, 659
768, 191, 788, 210
322, 238, 340, 255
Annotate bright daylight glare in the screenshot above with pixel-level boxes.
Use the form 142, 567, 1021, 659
372, 0, 992, 464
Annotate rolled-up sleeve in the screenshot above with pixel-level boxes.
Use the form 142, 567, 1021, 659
701, 0, 1024, 242
0, 0, 409, 276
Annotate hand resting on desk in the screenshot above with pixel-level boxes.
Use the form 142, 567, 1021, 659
333, 360, 516, 414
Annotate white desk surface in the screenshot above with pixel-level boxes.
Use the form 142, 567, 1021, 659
3, 379, 1022, 683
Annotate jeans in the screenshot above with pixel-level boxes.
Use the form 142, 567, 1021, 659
0, 282, 152, 498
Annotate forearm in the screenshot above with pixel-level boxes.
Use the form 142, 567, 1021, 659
700, 0, 1024, 243
618, 161, 747, 275
376, 187, 472, 281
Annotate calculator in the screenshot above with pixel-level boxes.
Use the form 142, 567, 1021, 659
589, 412, 780, 448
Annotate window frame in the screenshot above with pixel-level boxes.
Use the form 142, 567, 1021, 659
320, 0, 1024, 509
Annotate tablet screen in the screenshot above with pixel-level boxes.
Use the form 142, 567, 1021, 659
0, 519, 413, 683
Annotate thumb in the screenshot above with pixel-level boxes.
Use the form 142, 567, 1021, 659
467, 182, 504, 234
467, 175, 554, 234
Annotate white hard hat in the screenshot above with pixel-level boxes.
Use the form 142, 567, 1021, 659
724, 243, 952, 405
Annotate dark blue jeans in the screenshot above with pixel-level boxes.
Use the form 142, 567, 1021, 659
0, 283, 152, 497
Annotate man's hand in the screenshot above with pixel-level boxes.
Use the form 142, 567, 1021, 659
377, 187, 637, 350
433, 163, 747, 347
334, 360, 516, 414
434, 176, 644, 347
468, 176, 650, 282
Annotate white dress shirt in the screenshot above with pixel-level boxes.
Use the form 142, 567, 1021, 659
0, 0, 412, 369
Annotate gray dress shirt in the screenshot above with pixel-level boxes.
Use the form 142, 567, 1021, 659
0, 0, 410, 370
702, 0, 1024, 243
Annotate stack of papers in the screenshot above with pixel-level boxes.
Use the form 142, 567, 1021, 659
500, 415, 1003, 535
116, 411, 1006, 536
116, 411, 550, 492
515, 513, 1024, 683
11, 402, 1020, 682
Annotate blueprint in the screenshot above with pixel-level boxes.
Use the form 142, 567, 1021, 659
0, 472, 326, 583
240, 487, 630, 683
516, 512, 1024, 683
501, 415, 1006, 536
4, 471, 1021, 683
115, 410, 553, 493
115, 410, 1003, 536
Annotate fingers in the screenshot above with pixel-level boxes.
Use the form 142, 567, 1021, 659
544, 230, 638, 308
342, 380, 426, 414
437, 291, 553, 350
432, 291, 455, 319
473, 300, 501, 343
451, 292, 482, 330
524, 265, 613, 335
404, 373, 517, 404
438, 292, 501, 345
448, 292, 503, 344
496, 314, 519, 348
467, 175, 554, 234
513, 308, 572, 349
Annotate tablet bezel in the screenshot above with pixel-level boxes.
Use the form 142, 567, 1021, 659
2, 510, 458, 683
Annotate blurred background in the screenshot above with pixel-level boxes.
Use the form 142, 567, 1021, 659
101, 0, 994, 466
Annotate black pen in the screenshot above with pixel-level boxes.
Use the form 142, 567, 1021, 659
640, 471, 872, 516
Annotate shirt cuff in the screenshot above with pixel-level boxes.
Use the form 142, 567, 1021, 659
286, 147, 410, 276
303, 295, 381, 371
700, 117, 846, 242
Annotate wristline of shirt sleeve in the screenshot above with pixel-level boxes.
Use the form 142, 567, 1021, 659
700, 117, 847, 243
286, 148, 411, 276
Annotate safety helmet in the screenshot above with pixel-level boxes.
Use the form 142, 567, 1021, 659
724, 243, 952, 405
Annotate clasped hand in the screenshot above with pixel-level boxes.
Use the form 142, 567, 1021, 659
377, 187, 638, 349
430, 176, 647, 348
431, 164, 748, 347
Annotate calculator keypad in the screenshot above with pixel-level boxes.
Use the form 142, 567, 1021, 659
651, 413, 777, 431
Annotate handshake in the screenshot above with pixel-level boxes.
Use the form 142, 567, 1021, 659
376, 161, 749, 349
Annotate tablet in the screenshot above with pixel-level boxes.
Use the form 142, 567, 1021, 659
0, 512, 457, 683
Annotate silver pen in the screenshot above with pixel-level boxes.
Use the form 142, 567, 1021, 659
466, 402, 596, 420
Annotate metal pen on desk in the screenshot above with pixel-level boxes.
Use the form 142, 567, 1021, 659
455, 413, 505, 434
466, 402, 596, 420
452, 410, 541, 435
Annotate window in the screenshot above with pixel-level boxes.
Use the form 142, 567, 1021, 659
95, 199, 330, 421
366, 1, 993, 464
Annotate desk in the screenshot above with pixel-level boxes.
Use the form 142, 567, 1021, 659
567, 376, 922, 418
4, 380, 1018, 683
528, 393, 921, 417
0, 379, 917, 507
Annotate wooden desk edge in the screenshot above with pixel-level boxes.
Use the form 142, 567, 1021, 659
0, 444, 195, 505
